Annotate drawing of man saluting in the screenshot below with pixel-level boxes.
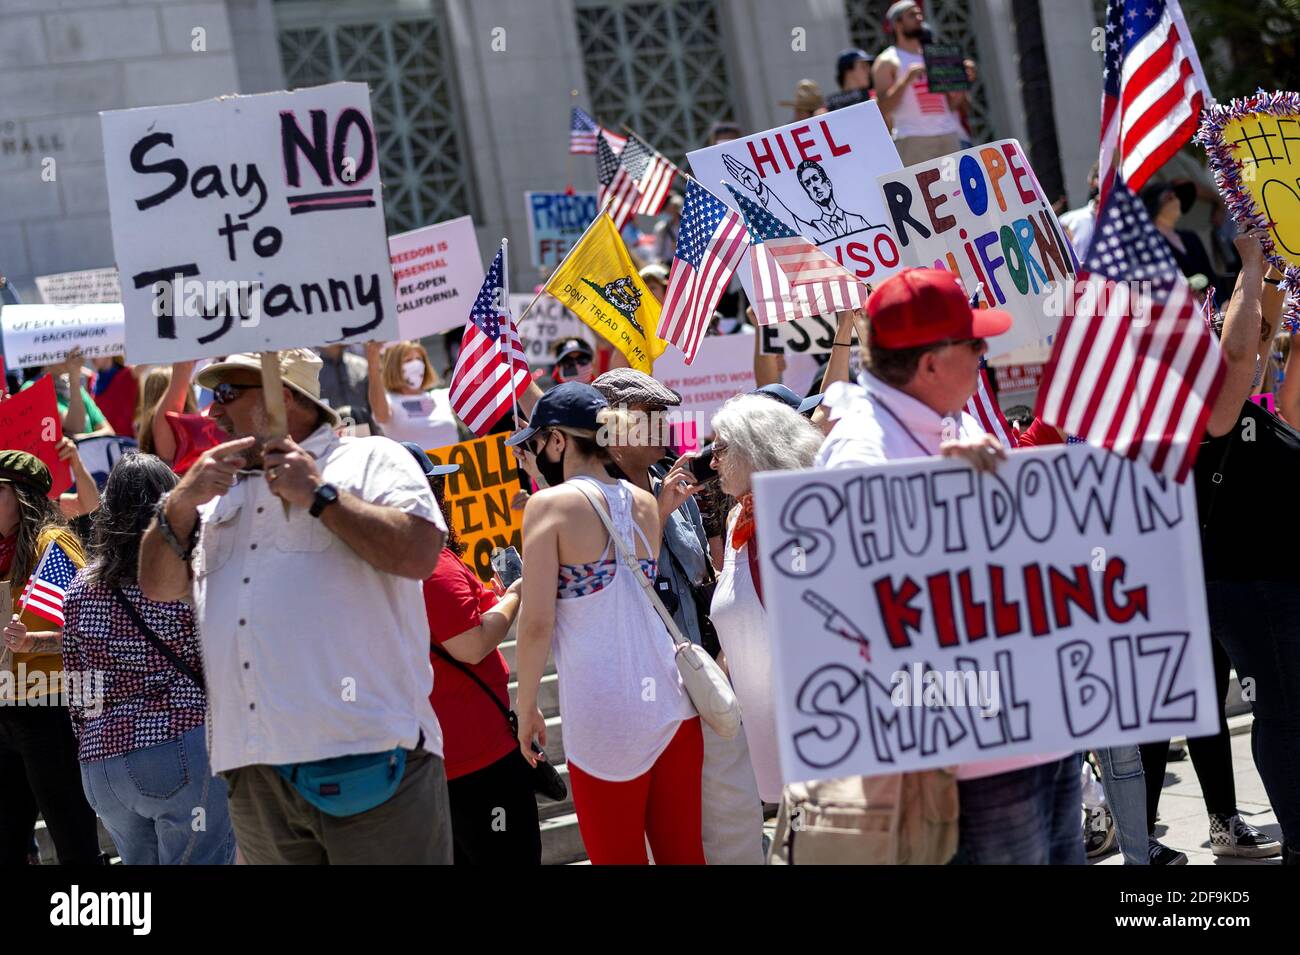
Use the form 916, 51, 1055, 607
723, 153, 881, 244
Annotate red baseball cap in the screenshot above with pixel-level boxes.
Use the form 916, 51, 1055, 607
866, 268, 1013, 349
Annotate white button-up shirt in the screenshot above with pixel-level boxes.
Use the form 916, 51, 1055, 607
192, 426, 447, 774
814, 371, 1065, 781
816, 371, 983, 469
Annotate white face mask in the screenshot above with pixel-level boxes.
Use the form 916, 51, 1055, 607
402, 359, 426, 390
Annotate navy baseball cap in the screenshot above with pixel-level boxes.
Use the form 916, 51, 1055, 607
836, 48, 873, 80
505, 382, 609, 447
400, 441, 461, 477
554, 338, 594, 363
754, 383, 824, 416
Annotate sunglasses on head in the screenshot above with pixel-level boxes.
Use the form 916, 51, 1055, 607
212, 382, 263, 405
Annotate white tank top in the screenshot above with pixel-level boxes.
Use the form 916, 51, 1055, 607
879, 46, 964, 139
710, 509, 783, 802
552, 477, 694, 781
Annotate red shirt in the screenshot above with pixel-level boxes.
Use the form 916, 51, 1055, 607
92, 366, 139, 439
422, 550, 516, 780
1015, 417, 1066, 447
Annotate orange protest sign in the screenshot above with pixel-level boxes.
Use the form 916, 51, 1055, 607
0, 375, 72, 500
426, 431, 525, 583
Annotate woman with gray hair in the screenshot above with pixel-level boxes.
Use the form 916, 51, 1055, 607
707, 394, 823, 805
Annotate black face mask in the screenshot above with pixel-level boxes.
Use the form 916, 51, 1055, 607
536, 439, 567, 488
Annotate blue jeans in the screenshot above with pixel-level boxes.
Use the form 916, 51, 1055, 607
81, 724, 236, 865
1096, 745, 1149, 864
1208, 580, 1300, 848
951, 755, 1085, 864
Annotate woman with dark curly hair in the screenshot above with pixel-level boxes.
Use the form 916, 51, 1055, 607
0, 450, 100, 864
61, 452, 235, 864
400, 442, 539, 865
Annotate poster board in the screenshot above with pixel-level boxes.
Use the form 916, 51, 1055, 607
101, 82, 400, 364
752, 445, 1219, 783
525, 192, 599, 269
652, 333, 755, 452
425, 432, 524, 583
1, 304, 125, 369
688, 101, 905, 300
35, 268, 122, 305
389, 216, 484, 339
876, 139, 1077, 359
0, 375, 72, 499
923, 43, 971, 94
510, 292, 595, 368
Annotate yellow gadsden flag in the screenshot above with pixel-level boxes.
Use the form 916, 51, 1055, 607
545, 214, 666, 373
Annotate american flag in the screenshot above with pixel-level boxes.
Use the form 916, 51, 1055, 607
570, 106, 625, 155
725, 183, 867, 326
1097, 0, 1210, 206
965, 358, 1018, 448
448, 248, 532, 436
1035, 180, 1224, 482
20, 540, 79, 626
660, 179, 750, 363
596, 136, 633, 231
605, 132, 678, 229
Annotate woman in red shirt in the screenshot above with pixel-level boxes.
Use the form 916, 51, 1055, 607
401, 443, 541, 865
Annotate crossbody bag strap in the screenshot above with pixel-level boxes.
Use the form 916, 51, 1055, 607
571, 481, 688, 649
109, 587, 205, 691
428, 639, 517, 734
1199, 427, 1237, 537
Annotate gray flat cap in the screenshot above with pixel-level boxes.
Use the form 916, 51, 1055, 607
592, 368, 682, 408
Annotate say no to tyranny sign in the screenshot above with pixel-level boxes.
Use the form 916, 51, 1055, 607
753, 445, 1219, 784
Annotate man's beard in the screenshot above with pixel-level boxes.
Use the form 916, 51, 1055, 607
902, 26, 925, 40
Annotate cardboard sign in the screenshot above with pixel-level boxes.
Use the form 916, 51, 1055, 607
922, 43, 971, 94
389, 216, 484, 339
425, 432, 524, 583
994, 362, 1045, 395
752, 445, 1218, 783
526, 192, 599, 268
74, 435, 139, 489
34, 268, 122, 305
688, 101, 905, 300
510, 292, 595, 367
101, 82, 400, 364
1, 304, 126, 369
653, 333, 756, 452
0, 376, 72, 499
877, 139, 1077, 359
757, 313, 859, 356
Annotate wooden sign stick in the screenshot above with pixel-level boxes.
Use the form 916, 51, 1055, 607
259, 351, 292, 517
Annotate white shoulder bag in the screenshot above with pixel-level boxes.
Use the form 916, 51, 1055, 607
572, 481, 742, 739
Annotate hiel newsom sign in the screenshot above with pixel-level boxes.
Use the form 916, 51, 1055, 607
100, 82, 399, 364
752, 446, 1219, 784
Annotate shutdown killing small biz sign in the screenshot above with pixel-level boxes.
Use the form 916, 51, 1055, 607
752, 445, 1219, 784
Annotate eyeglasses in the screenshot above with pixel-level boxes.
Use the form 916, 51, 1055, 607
557, 358, 592, 377
527, 430, 553, 457
711, 441, 730, 458
212, 382, 263, 405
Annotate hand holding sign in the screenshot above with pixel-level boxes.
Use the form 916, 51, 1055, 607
263, 435, 322, 509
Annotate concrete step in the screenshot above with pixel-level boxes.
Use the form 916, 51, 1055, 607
539, 812, 586, 865
500, 639, 555, 679
509, 672, 560, 717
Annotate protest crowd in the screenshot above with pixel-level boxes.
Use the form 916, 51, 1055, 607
3, 0, 1300, 871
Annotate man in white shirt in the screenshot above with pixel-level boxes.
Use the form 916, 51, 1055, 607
139, 349, 452, 864
817, 268, 1086, 864
1059, 163, 1101, 260
872, 0, 974, 166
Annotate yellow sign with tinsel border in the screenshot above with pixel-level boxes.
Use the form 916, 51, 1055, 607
426, 431, 525, 583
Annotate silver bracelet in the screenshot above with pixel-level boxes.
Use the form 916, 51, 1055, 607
156, 491, 199, 562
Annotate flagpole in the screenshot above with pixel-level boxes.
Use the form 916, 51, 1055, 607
566, 89, 578, 193
514, 193, 617, 326
499, 237, 523, 429
16, 543, 52, 618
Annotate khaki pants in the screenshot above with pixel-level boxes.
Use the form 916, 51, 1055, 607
895, 133, 964, 167
223, 748, 453, 864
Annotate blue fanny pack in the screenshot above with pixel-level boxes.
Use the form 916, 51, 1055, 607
274, 747, 408, 818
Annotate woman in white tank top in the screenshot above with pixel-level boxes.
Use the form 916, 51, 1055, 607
707, 394, 825, 803
510, 383, 704, 864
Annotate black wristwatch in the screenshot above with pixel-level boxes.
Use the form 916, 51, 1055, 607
309, 482, 340, 518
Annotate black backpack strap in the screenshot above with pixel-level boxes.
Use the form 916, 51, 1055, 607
429, 640, 517, 734
109, 587, 205, 691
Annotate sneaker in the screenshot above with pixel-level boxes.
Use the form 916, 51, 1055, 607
1209, 813, 1282, 858
1085, 806, 1117, 859
1149, 838, 1188, 865
1167, 742, 1187, 761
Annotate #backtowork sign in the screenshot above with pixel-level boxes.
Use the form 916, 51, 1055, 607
1, 303, 125, 369
688, 101, 904, 298
752, 445, 1218, 783
389, 216, 484, 339
876, 139, 1077, 359
100, 82, 399, 364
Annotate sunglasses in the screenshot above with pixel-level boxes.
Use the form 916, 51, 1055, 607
557, 358, 592, 377
212, 382, 263, 405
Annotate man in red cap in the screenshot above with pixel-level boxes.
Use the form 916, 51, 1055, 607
816, 267, 1011, 470
812, 267, 1086, 865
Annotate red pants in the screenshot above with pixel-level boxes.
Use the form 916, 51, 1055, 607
568, 717, 706, 865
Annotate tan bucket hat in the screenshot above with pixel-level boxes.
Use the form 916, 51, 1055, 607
196, 348, 342, 427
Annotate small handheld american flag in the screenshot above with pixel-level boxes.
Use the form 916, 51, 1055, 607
19, 540, 79, 626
